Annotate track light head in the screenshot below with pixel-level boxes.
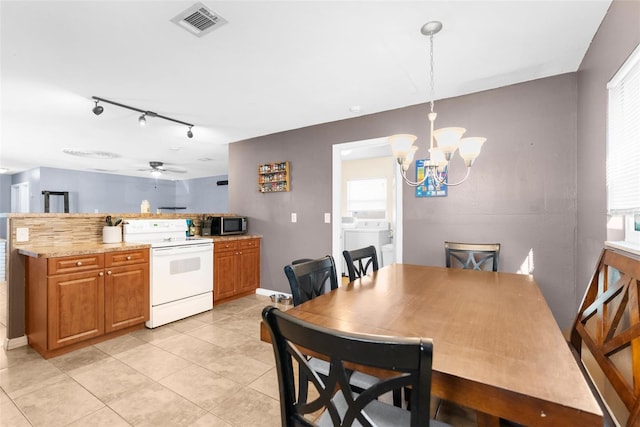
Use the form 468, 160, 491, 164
187, 126, 193, 139
138, 113, 147, 126
92, 100, 104, 115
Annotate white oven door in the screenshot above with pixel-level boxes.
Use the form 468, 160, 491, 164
150, 243, 213, 306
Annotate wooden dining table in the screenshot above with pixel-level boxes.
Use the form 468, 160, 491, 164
260, 263, 603, 427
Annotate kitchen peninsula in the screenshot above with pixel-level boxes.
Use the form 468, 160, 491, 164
3, 213, 261, 354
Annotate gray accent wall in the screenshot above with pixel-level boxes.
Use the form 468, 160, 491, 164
576, 0, 640, 308
230, 73, 580, 329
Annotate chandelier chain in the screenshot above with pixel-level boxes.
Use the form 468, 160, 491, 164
429, 34, 435, 114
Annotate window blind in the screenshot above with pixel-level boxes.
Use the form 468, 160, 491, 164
347, 178, 386, 213
607, 44, 640, 215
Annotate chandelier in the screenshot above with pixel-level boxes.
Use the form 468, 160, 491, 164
389, 21, 486, 188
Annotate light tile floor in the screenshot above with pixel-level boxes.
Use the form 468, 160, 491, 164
0, 284, 476, 426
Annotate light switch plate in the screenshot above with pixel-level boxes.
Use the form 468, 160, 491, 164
16, 227, 29, 242
291, 213, 297, 223
324, 213, 331, 223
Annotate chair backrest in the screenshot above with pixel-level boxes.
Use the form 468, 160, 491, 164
284, 256, 338, 306
342, 245, 379, 282
262, 306, 434, 427
444, 241, 500, 272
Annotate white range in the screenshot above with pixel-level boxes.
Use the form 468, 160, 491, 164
123, 219, 213, 328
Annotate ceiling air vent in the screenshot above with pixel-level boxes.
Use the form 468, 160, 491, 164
171, 2, 228, 38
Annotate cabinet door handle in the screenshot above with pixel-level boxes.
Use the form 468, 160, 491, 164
76, 261, 83, 266
126, 256, 132, 260
99, 272, 104, 277
107, 270, 112, 275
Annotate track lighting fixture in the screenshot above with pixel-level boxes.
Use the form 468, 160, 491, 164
91, 96, 194, 137
92, 100, 104, 115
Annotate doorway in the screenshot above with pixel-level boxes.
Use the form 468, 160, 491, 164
332, 137, 403, 277
10, 182, 29, 213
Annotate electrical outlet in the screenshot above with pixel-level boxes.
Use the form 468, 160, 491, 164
291, 213, 297, 223
324, 213, 331, 223
16, 227, 29, 242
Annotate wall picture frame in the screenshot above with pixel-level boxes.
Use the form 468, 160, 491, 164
415, 159, 448, 198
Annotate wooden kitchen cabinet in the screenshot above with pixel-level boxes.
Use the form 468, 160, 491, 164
26, 249, 149, 358
214, 241, 239, 301
237, 239, 260, 294
213, 237, 261, 304
104, 250, 149, 333
47, 269, 105, 350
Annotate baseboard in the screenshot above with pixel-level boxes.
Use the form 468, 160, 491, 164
256, 288, 291, 298
4, 335, 28, 351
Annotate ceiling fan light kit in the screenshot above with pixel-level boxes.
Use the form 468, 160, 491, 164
91, 96, 194, 138
143, 161, 187, 178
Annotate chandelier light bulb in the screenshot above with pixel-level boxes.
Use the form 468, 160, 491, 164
459, 137, 486, 166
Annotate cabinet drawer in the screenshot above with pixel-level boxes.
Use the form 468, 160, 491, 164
215, 241, 238, 252
48, 254, 104, 275
239, 239, 260, 249
105, 249, 149, 267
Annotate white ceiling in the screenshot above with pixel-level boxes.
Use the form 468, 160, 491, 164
0, 0, 611, 180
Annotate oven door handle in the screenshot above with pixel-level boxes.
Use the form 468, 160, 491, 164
152, 244, 213, 256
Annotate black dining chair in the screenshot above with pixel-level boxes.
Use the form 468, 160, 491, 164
262, 306, 451, 427
284, 256, 338, 306
283, 256, 391, 406
444, 241, 501, 272
342, 245, 379, 282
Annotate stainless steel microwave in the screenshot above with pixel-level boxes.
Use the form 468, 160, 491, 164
209, 216, 248, 236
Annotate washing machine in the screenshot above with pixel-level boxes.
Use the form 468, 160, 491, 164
342, 220, 392, 272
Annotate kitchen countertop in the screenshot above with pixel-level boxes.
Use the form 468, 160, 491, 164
15, 235, 261, 258
200, 234, 262, 242
16, 242, 151, 258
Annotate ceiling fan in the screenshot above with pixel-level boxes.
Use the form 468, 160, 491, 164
138, 161, 187, 177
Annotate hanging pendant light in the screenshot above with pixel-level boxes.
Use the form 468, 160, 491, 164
388, 21, 486, 188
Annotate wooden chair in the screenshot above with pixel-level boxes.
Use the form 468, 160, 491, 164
342, 245, 379, 282
444, 241, 500, 272
569, 248, 640, 426
262, 306, 451, 427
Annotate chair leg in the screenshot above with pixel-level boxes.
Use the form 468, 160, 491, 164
298, 364, 309, 403
392, 388, 402, 407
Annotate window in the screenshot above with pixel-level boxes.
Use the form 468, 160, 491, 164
347, 178, 386, 214
607, 44, 640, 215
